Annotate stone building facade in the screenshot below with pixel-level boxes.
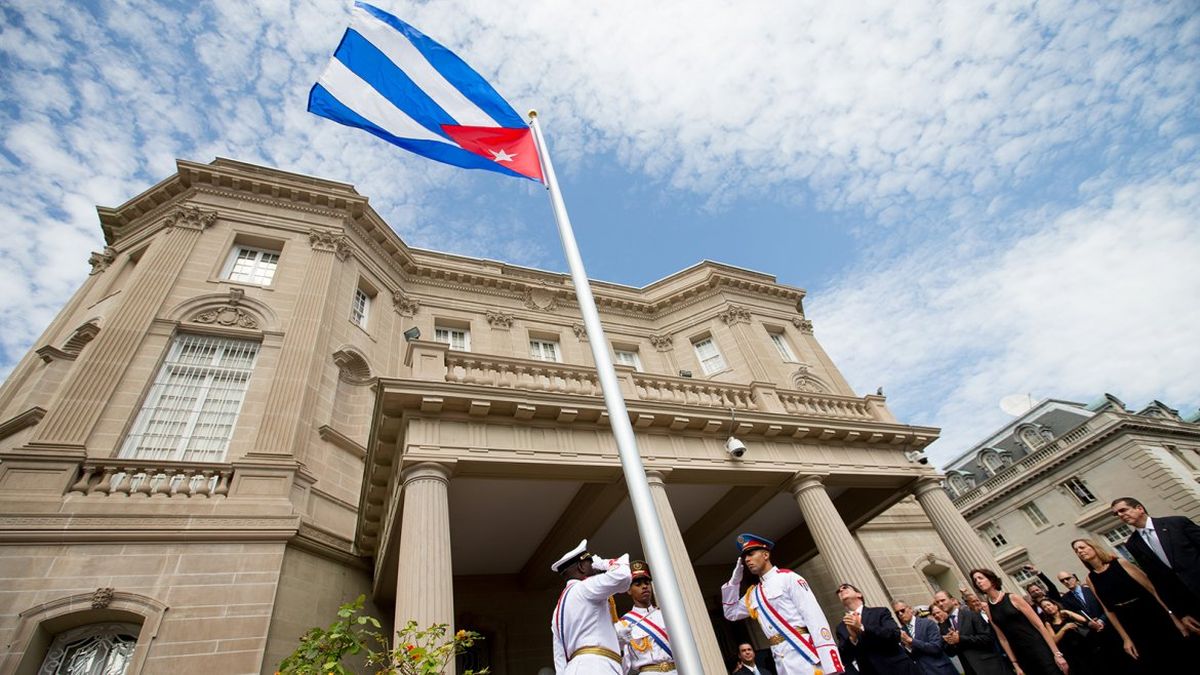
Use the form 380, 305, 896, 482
943, 396, 1200, 590
1, 158, 995, 674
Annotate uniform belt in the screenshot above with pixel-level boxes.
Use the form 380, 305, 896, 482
767, 626, 809, 645
571, 646, 622, 663
637, 663, 676, 673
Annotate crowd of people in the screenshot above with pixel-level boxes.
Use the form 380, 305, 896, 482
548, 496, 1200, 674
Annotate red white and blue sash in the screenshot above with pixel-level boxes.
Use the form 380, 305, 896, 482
624, 609, 672, 658
752, 584, 819, 665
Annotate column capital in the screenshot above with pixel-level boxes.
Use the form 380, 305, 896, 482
788, 472, 828, 496
309, 229, 352, 260
164, 205, 217, 231
645, 468, 673, 485
911, 476, 946, 497
401, 461, 454, 486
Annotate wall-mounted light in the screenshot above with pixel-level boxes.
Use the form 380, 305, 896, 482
403, 327, 421, 342
678, 369, 693, 378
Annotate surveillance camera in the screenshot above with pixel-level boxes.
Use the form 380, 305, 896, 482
905, 450, 929, 465
725, 437, 747, 459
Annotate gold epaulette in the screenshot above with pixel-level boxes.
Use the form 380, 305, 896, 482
742, 585, 759, 620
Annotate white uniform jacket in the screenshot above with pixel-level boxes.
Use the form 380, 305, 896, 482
552, 554, 632, 674
616, 605, 674, 673
722, 566, 843, 674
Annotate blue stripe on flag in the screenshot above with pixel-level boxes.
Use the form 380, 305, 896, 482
355, 2, 526, 128
335, 28, 455, 140
307, 84, 525, 179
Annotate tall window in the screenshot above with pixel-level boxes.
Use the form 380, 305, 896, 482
981, 523, 1008, 548
120, 335, 259, 463
1012, 567, 1038, 586
1062, 477, 1097, 506
1102, 524, 1135, 560
768, 331, 797, 362
1019, 502, 1050, 528
350, 288, 370, 328
223, 246, 279, 286
529, 339, 561, 362
435, 327, 471, 351
613, 348, 642, 370
693, 337, 727, 375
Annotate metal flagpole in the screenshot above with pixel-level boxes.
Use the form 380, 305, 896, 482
526, 110, 705, 675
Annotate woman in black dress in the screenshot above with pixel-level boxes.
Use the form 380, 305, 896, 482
1039, 598, 1097, 674
970, 568, 1068, 674
1073, 537, 1190, 673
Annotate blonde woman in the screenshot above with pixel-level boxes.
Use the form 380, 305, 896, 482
1072, 538, 1190, 673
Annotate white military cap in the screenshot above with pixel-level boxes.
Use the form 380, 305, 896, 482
551, 538, 590, 573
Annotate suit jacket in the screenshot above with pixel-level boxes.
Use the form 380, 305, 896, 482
730, 652, 777, 675
835, 606, 918, 675
903, 616, 958, 675
939, 608, 1009, 675
1125, 514, 1200, 615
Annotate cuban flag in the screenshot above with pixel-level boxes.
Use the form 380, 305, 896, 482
309, 2, 544, 182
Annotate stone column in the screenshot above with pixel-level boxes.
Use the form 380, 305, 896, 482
790, 474, 890, 606
394, 463, 455, 643
253, 230, 347, 457
645, 470, 726, 673
912, 477, 997, 579
31, 207, 216, 448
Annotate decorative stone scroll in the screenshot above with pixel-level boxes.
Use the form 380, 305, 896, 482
164, 205, 217, 231
191, 306, 259, 329
648, 333, 674, 352
485, 311, 514, 330
309, 230, 352, 260
718, 305, 752, 325
792, 317, 814, 334
523, 286, 559, 312
392, 290, 420, 317
87, 247, 116, 275
572, 323, 588, 341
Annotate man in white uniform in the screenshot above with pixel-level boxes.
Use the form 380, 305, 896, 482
721, 532, 844, 675
615, 560, 675, 673
552, 539, 632, 674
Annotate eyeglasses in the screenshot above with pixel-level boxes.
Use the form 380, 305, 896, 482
1057, 575, 1076, 583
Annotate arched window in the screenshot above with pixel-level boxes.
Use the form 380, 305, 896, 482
1017, 424, 1048, 451
947, 474, 969, 497
979, 450, 1007, 476
39, 622, 139, 675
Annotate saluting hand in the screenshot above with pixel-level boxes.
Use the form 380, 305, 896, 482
729, 558, 744, 585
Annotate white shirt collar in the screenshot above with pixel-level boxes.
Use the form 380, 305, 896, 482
1141, 516, 1156, 533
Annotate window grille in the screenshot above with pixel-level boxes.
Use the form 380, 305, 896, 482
225, 246, 279, 285
613, 349, 642, 370
119, 335, 259, 463
38, 622, 139, 675
351, 288, 370, 328
435, 328, 471, 351
693, 337, 727, 374
529, 339, 561, 362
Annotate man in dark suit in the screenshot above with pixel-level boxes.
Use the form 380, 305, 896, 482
834, 582, 917, 675
730, 642, 777, 674
932, 590, 1008, 675
893, 601, 957, 675
1112, 496, 1200, 633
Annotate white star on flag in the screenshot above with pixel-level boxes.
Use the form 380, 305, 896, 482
490, 148, 517, 162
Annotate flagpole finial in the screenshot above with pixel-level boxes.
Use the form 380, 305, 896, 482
527, 109, 538, 119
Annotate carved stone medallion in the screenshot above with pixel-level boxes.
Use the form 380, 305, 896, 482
523, 286, 559, 312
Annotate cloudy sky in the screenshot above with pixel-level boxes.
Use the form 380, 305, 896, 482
1, 0, 1197, 464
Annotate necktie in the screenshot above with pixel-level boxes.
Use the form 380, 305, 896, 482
951, 614, 958, 630
1074, 587, 1084, 603
1142, 527, 1171, 566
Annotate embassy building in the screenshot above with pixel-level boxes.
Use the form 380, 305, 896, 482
0, 159, 1000, 674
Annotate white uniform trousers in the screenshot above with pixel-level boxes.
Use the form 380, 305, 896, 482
563, 652, 623, 674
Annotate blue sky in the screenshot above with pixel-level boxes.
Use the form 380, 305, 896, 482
1, 0, 1197, 464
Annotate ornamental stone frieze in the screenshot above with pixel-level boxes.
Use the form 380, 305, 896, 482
392, 290, 420, 317
87, 247, 116, 275
163, 205, 218, 231
648, 333, 674, 352
523, 286, 559, 312
793, 316, 814, 334
485, 311, 514, 330
191, 305, 259, 329
718, 304, 752, 325
309, 230, 352, 260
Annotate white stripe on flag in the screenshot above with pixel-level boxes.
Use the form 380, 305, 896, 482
352, 5, 499, 128
318, 58, 449, 144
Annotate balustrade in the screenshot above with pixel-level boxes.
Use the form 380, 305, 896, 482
777, 391, 874, 419
69, 459, 232, 498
